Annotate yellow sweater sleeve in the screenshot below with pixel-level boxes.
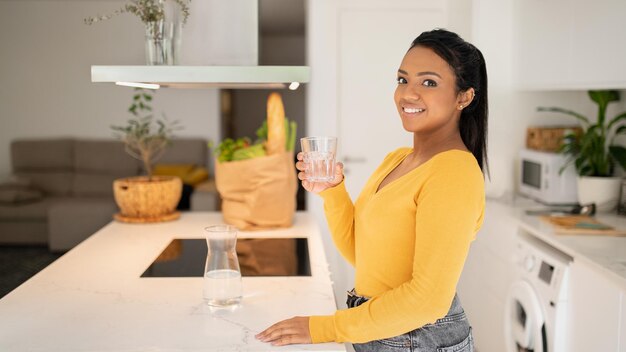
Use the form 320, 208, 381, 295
318, 180, 356, 266
310, 152, 484, 343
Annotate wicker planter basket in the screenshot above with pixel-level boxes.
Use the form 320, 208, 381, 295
113, 176, 182, 221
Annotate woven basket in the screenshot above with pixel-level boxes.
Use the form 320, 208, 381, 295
113, 176, 182, 218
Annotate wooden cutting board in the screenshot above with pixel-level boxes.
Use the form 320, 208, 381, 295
540, 215, 626, 236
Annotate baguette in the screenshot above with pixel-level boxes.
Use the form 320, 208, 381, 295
266, 92, 286, 155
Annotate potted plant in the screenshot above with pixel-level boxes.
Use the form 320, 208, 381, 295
538, 90, 626, 212
111, 88, 183, 222
85, 0, 191, 65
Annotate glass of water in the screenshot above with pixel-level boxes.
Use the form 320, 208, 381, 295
203, 225, 242, 307
300, 136, 338, 182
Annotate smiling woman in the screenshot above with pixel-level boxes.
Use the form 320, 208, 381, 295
394, 46, 474, 162
257, 28, 489, 352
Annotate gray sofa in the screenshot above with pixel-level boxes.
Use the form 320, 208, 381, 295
0, 138, 215, 251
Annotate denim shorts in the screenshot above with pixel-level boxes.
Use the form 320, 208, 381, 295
347, 289, 474, 352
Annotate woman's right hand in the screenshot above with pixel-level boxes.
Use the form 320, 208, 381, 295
296, 152, 344, 194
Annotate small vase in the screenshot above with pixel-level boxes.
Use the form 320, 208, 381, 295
145, 20, 178, 65
577, 176, 622, 212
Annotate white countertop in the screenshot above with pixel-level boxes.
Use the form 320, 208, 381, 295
0, 212, 345, 351
489, 196, 626, 290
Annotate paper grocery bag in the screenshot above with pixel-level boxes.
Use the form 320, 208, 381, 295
215, 151, 297, 230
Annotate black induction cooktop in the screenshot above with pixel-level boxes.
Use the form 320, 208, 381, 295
141, 238, 310, 277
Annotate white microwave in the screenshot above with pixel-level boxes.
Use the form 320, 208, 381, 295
518, 148, 578, 205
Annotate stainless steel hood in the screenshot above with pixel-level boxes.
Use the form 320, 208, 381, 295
90, 1, 309, 89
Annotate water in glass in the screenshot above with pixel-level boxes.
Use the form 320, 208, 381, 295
203, 269, 242, 306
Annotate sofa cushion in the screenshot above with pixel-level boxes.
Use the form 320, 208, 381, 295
0, 184, 44, 204
72, 139, 141, 197
154, 139, 209, 169
74, 139, 140, 174
73, 174, 120, 197
0, 197, 70, 221
11, 138, 74, 172
15, 172, 73, 196
11, 139, 74, 195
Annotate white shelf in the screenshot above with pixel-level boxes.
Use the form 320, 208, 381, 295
91, 65, 311, 89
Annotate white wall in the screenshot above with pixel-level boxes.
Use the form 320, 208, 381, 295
0, 0, 220, 179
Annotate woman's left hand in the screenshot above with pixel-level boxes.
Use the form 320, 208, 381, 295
255, 316, 312, 346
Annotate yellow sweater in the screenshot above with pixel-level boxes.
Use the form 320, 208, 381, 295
309, 148, 485, 343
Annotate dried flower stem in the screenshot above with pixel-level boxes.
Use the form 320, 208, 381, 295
85, 0, 191, 26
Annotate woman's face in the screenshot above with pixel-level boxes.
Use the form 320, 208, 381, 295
394, 46, 465, 135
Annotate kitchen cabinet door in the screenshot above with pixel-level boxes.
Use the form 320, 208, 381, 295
513, 0, 626, 90
513, 0, 571, 89
568, 260, 622, 352
568, 0, 626, 88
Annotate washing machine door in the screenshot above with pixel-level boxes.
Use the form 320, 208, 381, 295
505, 280, 547, 352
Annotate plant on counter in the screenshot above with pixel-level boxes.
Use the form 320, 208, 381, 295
538, 90, 626, 176
84, 0, 191, 26
111, 88, 182, 180
214, 119, 297, 162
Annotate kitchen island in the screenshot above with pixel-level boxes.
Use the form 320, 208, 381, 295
0, 212, 345, 351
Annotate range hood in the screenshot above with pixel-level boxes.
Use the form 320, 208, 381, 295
91, 65, 310, 89
90, 1, 309, 89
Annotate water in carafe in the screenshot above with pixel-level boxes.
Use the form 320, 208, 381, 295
203, 225, 242, 307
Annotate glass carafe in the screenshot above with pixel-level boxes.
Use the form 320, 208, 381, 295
203, 225, 242, 307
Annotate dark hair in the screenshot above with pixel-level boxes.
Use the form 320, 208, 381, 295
410, 28, 489, 174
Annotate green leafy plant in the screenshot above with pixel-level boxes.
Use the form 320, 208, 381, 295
538, 90, 626, 176
111, 89, 182, 179
213, 119, 297, 162
84, 0, 191, 26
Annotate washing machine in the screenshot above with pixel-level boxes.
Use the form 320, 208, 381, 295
504, 233, 572, 352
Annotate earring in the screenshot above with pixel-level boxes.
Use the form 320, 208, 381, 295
458, 105, 464, 110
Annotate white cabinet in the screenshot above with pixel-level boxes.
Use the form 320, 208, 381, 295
513, 0, 626, 90
457, 201, 520, 352
567, 260, 623, 352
